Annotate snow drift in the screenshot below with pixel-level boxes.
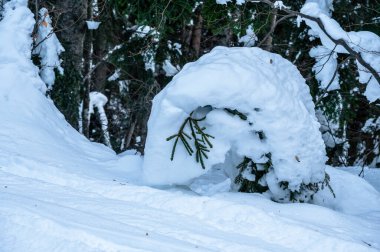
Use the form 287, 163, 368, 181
143, 46, 327, 201
0, 0, 138, 184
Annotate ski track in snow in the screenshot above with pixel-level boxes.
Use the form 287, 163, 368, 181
1, 167, 379, 252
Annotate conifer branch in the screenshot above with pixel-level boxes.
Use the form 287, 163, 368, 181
166, 111, 214, 169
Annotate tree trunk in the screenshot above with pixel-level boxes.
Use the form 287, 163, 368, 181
48, 0, 88, 130
261, 8, 277, 52
82, 0, 93, 137
191, 10, 203, 58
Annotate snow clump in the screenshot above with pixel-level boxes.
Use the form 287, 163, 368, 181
33, 7, 64, 89
143, 46, 327, 202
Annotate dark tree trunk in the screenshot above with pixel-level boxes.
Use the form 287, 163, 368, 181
46, 0, 88, 130
191, 9, 203, 58
49, 0, 88, 70
82, 0, 93, 137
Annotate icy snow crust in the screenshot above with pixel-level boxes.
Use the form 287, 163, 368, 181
143, 47, 327, 196
1, 2, 380, 251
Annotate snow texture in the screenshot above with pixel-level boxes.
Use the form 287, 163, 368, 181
0, 0, 46, 93
216, 0, 245, 5
1, 1, 380, 250
86, 20, 101, 30
309, 45, 339, 91
89, 91, 112, 148
162, 59, 179, 77
273, 1, 289, 10
143, 46, 327, 201
33, 7, 64, 89
238, 25, 258, 47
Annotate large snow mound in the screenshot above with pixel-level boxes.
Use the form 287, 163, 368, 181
0, 0, 140, 184
143, 46, 327, 198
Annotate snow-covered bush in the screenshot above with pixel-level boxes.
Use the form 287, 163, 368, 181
143, 46, 328, 202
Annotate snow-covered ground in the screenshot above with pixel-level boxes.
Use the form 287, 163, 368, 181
1, 1, 380, 251
1, 42, 380, 251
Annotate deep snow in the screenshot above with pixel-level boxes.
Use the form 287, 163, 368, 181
1, 1, 380, 251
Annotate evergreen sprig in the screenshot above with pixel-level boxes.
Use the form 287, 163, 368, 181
235, 155, 270, 193
224, 108, 248, 121
166, 112, 214, 169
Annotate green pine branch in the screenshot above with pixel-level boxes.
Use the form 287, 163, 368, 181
166, 112, 214, 169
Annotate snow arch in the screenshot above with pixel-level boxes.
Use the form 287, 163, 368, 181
143, 47, 327, 201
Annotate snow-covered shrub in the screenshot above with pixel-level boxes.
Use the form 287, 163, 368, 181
143, 46, 328, 202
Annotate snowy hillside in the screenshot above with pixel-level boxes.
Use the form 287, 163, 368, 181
1, 1, 380, 252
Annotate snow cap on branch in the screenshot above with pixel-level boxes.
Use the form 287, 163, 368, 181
301, 0, 380, 102
33, 7, 64, 89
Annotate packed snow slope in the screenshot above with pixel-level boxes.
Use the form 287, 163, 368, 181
1, 2, 380, 251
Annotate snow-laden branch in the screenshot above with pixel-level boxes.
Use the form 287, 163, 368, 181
33, 8, 64, 89
244, 0, 380, 101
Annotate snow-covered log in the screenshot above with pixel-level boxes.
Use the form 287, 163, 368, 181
143, 46, 327, 202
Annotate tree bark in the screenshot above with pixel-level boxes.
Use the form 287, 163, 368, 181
82, 0, 93, 137
191, 7, 203, 58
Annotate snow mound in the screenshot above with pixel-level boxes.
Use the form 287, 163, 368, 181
0, 0, 46, 93
0, 0, 139, 184
314, 166, 380, 215
143, 46, 327, 201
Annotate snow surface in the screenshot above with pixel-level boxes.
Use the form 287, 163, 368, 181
1, 1, 380, 251
143, 46, 327, 202
340, 166, 380, 193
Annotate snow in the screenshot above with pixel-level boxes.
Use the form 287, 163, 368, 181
33, 7, 64, 89
2, 167, 380, 251
301, 0, 380, 102
0, 0, 46, 93
339, 166, 380, 193
162, 59, 179, 77
1, 1, 380, 251
143, 46, 327, 202
86, 20, 101, 30
273, 1, 289, 10
131, 25, 159, 72
89, 91, 112, 148
107, 69, 121, 81
238, 25, 258, 47
315, 110, 341, 149
216, 0, 245, 5
309, 45, 339, 91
